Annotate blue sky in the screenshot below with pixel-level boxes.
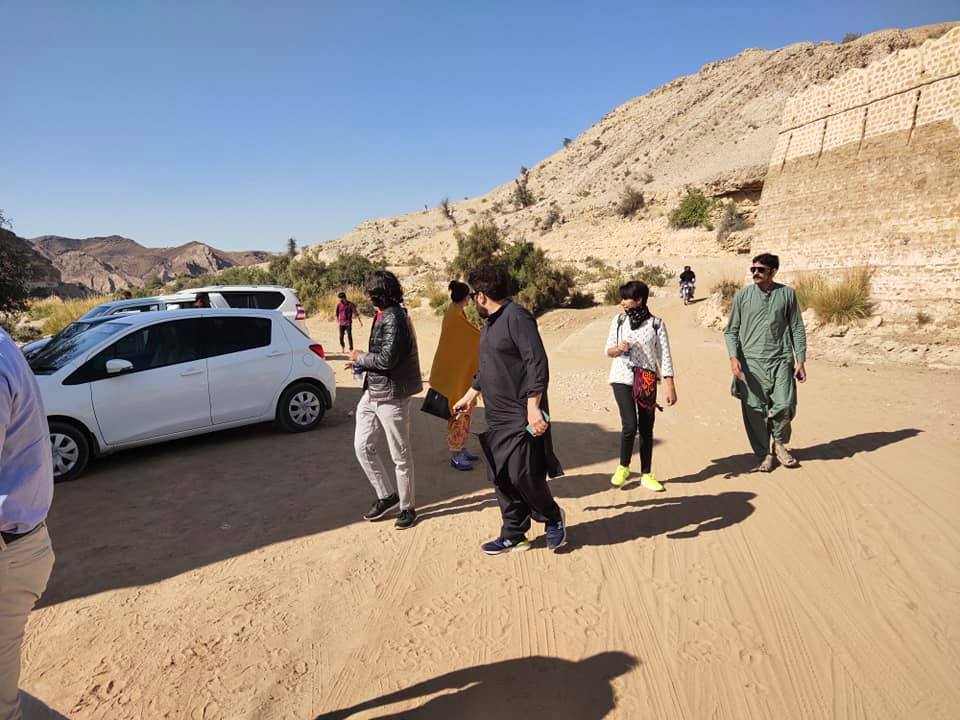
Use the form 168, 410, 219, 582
2, 1, 956, 251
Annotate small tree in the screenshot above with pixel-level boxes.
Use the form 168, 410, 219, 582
716, 202, 748, 244
616, 186, 645, 218
563, 137, 573, 148
447, 220, 505, 278
287, 237, 297, 257
440, 197, 457, 225
542, 204, 562, 231
512, 167, 536, 209
143, 274, 163, 290
841, 32, 861, 43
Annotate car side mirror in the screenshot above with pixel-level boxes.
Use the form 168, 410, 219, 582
105, 359, 134, 375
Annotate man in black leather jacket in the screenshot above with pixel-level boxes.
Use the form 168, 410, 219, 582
349, 270, 423, 529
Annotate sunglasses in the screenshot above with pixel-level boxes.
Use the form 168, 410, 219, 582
749, 266, 771, 275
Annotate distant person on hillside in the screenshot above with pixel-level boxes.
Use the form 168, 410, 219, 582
350, 271, 422, 530
336, 292, 363, 353
724, 252, 807, 472
429, 281, 481, 471
194, 292, 211, 309
605, 280, 676, 492
454, 263, 567, 554
0, 328, 55, 719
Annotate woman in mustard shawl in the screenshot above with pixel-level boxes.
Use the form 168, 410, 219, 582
430, 281, 481, 470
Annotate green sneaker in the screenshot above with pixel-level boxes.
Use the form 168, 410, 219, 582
611, 465, 630, 487
640, 473, 665, 492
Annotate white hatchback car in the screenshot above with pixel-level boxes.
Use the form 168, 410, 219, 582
163, 285, 308, 332
29, 309, 335, 481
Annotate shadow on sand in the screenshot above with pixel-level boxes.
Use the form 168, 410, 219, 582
313, 652, 638, 720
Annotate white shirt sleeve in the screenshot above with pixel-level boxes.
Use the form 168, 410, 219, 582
657, 321, 674, 378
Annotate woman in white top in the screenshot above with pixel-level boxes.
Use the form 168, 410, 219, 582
604, 280, 677, 491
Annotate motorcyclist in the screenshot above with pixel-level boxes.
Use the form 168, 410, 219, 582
679, 266, 696, 301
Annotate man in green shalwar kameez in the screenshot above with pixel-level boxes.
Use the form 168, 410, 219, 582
724, 253, 807, 472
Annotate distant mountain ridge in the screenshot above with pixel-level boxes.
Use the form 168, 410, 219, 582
29, 235, 271, 294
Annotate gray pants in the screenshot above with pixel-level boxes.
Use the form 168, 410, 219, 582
0, 525, 55, 720
354, 391, 415, 510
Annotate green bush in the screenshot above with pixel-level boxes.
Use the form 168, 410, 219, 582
446, 221, 575, 315
635, 264, 674, 287
916, 310, 932, 326
447, 220, 505, 279
617, 186, 645, 218
841, 32, 861, 43
668, 189, 716, 229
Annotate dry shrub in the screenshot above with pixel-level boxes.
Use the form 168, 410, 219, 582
711, 278, 742, 313
41, 295, 111, 335
793, 268, 874, 324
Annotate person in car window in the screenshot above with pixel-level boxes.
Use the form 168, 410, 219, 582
349, 271, 423, 530
193, 293, 211, 309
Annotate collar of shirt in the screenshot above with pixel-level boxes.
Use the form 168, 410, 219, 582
485, 299, 511, 325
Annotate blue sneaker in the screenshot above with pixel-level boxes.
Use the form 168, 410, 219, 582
463, 449, 480, 462
450, 454, 474, 471
481, 536, 531, 555
545, 507, 567, 551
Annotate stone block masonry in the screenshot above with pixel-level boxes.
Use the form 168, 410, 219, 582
757, 27, 960, 320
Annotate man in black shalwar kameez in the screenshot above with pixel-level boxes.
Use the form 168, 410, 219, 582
454, 264, 567, 554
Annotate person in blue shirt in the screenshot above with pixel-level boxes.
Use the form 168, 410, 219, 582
0, 328, 55, 719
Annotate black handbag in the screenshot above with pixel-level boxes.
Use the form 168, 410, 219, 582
421, 388, 452, 420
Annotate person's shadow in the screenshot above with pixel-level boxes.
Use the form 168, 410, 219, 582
667, 429, 923, 484
552, 491, 756, 551
314, 652, 638, 719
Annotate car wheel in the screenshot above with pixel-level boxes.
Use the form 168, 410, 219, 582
49, 421, 91, 482
277, 382, 326, 432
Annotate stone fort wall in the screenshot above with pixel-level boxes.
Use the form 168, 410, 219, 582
757, 27, 960, 320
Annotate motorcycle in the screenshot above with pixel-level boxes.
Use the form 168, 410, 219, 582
680, 280, 695, 305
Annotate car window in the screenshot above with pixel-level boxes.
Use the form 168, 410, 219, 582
220, 291, 285, 310
205, 317, 272, 357
113, 303, 161, 314
65, 318, 204, 384
30, 323, 127, 375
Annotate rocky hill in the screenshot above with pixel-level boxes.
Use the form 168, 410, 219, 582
30, 235, 271, 294
305, 23, 956, 273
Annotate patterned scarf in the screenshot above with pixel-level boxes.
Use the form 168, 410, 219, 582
625, 305, 651, 330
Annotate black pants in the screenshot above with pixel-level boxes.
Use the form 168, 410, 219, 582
339, 325, 354, 350
483, 434, 562, 540
612, 383, 656, 472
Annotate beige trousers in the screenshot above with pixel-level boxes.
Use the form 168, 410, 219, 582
0, 525, 54, 720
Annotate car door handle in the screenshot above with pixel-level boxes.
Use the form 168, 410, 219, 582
180, 368, 204, 377
267, 350, 285, 357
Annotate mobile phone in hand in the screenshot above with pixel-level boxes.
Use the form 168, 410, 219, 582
526, 412, 551, 436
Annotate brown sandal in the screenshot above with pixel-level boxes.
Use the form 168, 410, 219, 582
754, 454, 776, 472
775, 444, 799, 468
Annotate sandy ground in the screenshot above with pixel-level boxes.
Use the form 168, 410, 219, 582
19, 289, 960, 719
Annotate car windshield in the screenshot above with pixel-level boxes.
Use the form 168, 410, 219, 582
29, 322, 128, 374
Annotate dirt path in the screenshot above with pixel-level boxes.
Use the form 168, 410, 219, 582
21, 291, 960, 719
